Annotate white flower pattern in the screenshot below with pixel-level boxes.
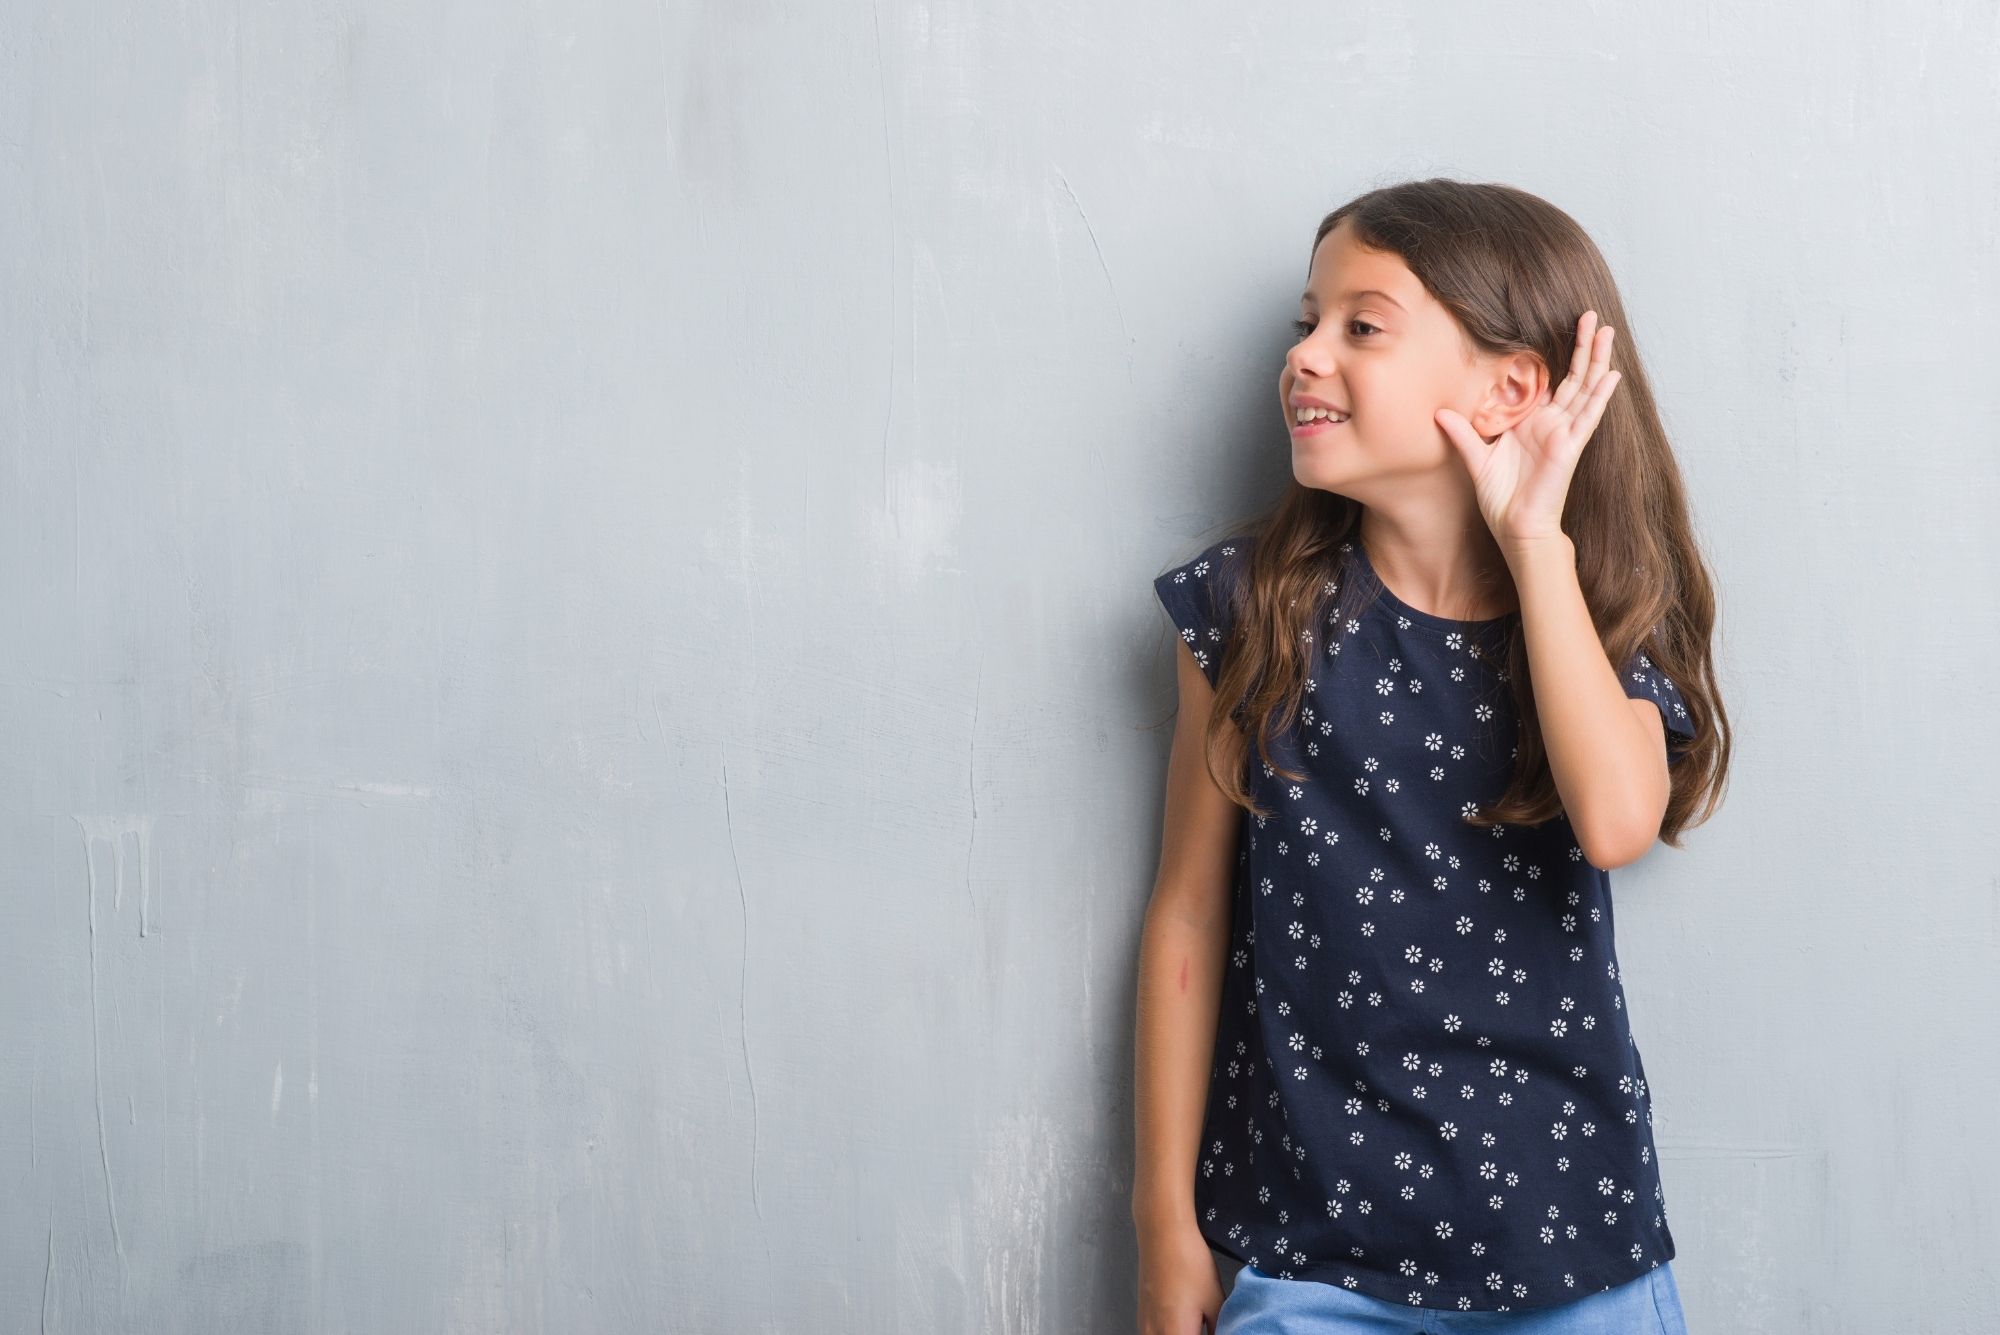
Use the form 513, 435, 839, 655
1154, 534, 1694, 1313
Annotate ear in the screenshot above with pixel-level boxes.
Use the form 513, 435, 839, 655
1466, 352, 1550, 437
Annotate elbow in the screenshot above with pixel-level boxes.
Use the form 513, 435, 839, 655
1584, 839, 1651, 872
1576, 814, 1662, 872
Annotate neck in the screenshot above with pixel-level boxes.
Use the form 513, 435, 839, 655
1356, 510, 1518, 622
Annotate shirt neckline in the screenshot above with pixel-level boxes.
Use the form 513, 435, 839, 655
1347, 537, 1520, 635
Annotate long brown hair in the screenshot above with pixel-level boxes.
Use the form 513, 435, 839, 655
1176, 178, 1730, 848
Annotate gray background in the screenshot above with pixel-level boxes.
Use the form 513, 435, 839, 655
4, 0, 1995, 1331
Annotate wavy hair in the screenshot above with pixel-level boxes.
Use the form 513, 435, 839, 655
1178, 178, 1729, 848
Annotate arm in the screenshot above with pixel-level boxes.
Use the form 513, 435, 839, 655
1433, 312, 1668, 870
1132, 641, 1238, 1239
1505, 533, 1672, 870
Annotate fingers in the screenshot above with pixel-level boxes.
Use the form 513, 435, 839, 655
1552, 312, 1615, 421
1587, 368, 1622, 422
1565, 367, 1622, 457
1551, 310, 1598, 411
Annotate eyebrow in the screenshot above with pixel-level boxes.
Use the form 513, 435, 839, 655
1299, 288, 1406, 312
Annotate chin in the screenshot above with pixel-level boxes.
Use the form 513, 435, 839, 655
1292, 458, 1363, 495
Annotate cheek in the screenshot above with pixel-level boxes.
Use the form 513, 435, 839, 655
1359, 369, 1445, 424
1348, 373, 1408, 420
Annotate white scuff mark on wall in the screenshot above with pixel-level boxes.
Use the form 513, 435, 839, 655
870, 457, 964, 585
217, 969, 248, 1027
970, 1111, 1063, 1335
892, 1188, 977, 1331
79, 813, 158, 937
232, 775, 433, 802
1327, 5, 1415, 77
75, 813, 160, 1267
331, 780, 434, 798
912, 238, 957, 350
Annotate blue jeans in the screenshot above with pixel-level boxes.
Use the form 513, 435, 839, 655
1214, 1260, 1689, 1334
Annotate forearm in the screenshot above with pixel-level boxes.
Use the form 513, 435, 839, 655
1131, 900, 1230, 1238
1504, 534, 1665, 866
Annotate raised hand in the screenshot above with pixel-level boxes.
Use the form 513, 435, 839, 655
1433, 310, 1622, 548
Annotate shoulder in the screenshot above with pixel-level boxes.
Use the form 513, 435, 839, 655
1154, 531, 1257, 622
1615, 641, 1697, 743
1152, 532, 1258, 687
1157, 531, 1257, 586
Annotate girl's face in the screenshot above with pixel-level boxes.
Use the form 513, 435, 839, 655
1282, 220, 1529, 497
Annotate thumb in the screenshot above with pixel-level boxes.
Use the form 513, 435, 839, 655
1434, 407, 1489, 475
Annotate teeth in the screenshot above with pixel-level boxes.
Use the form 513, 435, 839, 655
1295, 406, 1350, 423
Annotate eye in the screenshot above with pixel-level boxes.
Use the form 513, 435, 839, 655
1292, 319, 1380, 340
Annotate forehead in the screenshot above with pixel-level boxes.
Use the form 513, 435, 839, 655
1302, 224, 1420, 308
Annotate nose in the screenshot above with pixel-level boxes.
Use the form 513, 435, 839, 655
1287, 336, 1334, 380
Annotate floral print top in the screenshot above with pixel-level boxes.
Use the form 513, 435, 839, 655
1152, 532, 1696, 1312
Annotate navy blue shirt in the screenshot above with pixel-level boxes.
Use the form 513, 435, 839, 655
1152, 531, 1696, 1312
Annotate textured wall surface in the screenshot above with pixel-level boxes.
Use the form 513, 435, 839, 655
4, 0, 1996, 1330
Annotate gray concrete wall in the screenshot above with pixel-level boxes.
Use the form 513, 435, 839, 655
4, 0, 1995, 1330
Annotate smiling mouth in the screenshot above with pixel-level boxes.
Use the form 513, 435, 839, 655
1291, 415, 1349, 434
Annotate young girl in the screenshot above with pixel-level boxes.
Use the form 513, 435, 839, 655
1133, 179, 1729, 1334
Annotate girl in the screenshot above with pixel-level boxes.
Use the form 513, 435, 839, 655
1133, 179, 1730, 1334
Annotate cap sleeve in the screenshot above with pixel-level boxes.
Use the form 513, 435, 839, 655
1153, 537, 1249, 690
1618, 644, 1697, 748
